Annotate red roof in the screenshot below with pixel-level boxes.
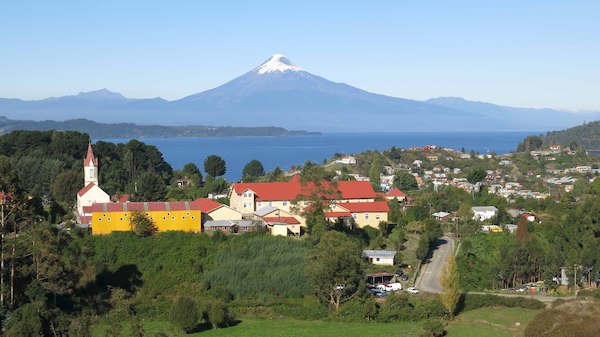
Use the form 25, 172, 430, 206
84, 143, 98, 166
387, 187, 407, 197
195, 198, 225, 213
337, 201, 390, 213
522, 212, 537, 218
82, 206, 93, 214
111, 194, 130, 203
91, 201, 203, 213
77, 182, 96, 197
263, 216, 300, 225
232, 174, 376, 202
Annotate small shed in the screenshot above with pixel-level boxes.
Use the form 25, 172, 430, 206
363, 250, 396, 266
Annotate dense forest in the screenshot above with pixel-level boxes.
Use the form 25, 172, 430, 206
544, 120, 600, 149
0, 116, 319, 138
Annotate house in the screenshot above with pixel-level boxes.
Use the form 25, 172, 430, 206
363, 250, 396, 266
77, 144, 110, 220
90, 200, 203, 235
472, 206, 498, 221
412, 160, 423, 168
432, 211, 453, 222
522, 212, 537, 222
254, 206, 303, 236
203, 220, 264, 235
327, 202, 389, 228
386, 187, 407, 202
195, 198, 242, 222
504, 224, 518, 233
335, 155, 356, 164
176, 177, 193, 187
425, 155, 438, 161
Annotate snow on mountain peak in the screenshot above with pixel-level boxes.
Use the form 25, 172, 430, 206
254, 54, 303, 74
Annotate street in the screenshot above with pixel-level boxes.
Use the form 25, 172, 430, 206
415, 235, 455, 293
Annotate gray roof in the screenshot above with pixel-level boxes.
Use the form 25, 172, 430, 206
471, 206, 498, 212
432, 211, 450, 218
254, 206, 279, 217
204, 220, 259, 228
362, 250, 396, 258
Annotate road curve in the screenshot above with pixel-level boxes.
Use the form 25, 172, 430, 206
415, 235, 455, 293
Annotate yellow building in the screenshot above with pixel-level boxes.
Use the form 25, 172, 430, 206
91, 201, 202, 235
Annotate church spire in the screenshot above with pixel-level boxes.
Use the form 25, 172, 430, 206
84, 142, 99, 186
84, 142, 98, 167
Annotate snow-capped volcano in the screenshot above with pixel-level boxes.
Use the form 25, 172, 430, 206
254, 54, 303, 74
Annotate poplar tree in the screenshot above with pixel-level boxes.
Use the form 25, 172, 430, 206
439, 254, 460, 317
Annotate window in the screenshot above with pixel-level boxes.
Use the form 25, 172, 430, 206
163, 217, 166, 220
103, 214, 106, 217
150, 217, 154, 220
171, 217, 175, 220
365, 214, 370, 220
376, 214, 380, 220
124, 213, 128, 217
167, 213, 170, 216
257, 202, 262, 207
352, 214, 357, 220
269, 202, 272, 206
120, 218, 123, 221
107, 218, 111, 221
186, 212, 190, 216
376, 258, 380, 262
191, 216, 195, 219
98, 218, 102, 221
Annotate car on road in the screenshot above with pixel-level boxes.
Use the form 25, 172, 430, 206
406, 287, 419, 294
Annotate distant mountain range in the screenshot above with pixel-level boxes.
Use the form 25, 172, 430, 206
1, 54, 598, 132
0, 116, 317, 138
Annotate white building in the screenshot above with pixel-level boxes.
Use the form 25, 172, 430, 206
363, 250, 396, 266
76, 144, 110, 222
335, 155, 356, 164
472, 206, 498, 221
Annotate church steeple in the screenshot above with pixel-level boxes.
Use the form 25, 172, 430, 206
84, 142, 99, 186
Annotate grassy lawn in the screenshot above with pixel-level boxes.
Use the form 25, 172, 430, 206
92, 307, 542, 337
446, 307, 542, 337
93, 318, 423, 337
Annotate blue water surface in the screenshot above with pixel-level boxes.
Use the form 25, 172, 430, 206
98, 131, 540, 181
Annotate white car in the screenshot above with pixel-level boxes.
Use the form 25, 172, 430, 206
385, 282, 402, 292
406, 287, 419, 294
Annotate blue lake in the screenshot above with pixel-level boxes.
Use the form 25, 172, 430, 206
98, 131, 541, 181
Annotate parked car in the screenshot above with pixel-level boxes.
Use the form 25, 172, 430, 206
400, 274, 409, 281
406, 287, 419, 294
375, 284, 387, 292
385, 282, 402, 292
375, 291, 387, 297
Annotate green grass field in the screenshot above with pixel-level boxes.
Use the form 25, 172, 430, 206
93, 307, 542, 337
446, 307, 542, 337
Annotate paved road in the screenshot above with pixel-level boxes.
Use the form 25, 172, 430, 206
415, 235, 455, 293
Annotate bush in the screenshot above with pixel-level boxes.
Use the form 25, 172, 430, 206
208, 300, 229, 329
331, 299, 365, 322
169, 297, 199, 333
524, 299, 600, 337
422, 320, 445, 337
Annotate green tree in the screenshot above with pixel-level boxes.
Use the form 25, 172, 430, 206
204, 155, 226, 178
394, 170, 418, 191
363, 298, 378, 322
50, 170, 81, 206
208, 300, 228, 329
134, 171, 167, 201
369, 153, 383, 191
130, 210, 157, 237
104, 321, 122, 337
242, 160, 265, 181
266, 166, 285, 182
466, 168, 487, 184
439, 254, 460, 317
305, 231, 364, 310
169, 297, 199, 333
182, 162, 203, 186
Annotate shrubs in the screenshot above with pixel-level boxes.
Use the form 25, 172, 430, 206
524, 299, 600, 337
422, 320, 445, 337
169, 297, 199, 333
207, 300, 228, 329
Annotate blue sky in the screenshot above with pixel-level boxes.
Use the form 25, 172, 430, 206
1, 0, 599, 110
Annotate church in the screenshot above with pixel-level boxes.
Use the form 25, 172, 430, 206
76, 143, 110, 224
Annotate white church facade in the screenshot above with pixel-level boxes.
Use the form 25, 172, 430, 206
76, 143, 110, 223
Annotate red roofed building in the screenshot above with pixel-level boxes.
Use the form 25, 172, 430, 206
195, 198, 242, 222
91, 201, 203, 235
229, 174, 377, 214
328, 201, 390, 228
386, 187, 407, 202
